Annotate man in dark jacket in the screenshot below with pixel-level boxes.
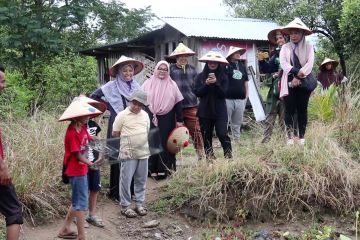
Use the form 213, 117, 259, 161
169, 43, 204, 160
258, 27, 287, 143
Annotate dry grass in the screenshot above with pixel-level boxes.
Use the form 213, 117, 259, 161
162, 80, 360, 222
1, 113, 70, 225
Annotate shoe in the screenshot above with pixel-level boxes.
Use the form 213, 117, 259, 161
299, 138, 305, 145
86, 215, 104, 228
287, 139, 294, 145
121, 207, 137, 218
135, 205, 148, 216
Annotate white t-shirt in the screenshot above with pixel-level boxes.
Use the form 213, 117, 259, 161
112, 107, 150, 160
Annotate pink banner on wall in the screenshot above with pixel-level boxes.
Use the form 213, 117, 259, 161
200, 40, 253, 60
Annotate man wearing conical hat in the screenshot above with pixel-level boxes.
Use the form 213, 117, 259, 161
0, 65, 23, 240
225, 46, 249, 143
168, 43, 204, 160
317, 58, 345, 89
258, 27, 288, 143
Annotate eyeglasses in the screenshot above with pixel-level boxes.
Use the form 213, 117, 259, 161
158, 68, 168, 72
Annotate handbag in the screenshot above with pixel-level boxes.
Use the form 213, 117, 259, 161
300, 72, 317, 92
291, 50, 318, 92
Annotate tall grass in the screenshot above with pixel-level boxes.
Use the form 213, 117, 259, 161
1, 113, 70, 224
162, 78, 360, 222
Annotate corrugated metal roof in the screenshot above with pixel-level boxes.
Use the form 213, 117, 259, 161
160, 16, 279, 41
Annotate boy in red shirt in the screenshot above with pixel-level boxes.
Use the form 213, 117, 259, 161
57, 99, 103, 240
0, 65, 23, 240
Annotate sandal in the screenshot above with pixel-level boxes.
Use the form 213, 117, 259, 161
121, 207, 137, 218
58, 231, 77, 239
135, 206, 148, 216
86, 215, 104, 228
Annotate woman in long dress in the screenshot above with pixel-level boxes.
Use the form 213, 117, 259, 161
141, 60, 184, 179
90, 56, 143, 200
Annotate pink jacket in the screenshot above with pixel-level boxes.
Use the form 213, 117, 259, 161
279, 42, 314, 98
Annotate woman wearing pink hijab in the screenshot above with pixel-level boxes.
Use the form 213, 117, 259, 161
141, 61, 184, 179
279, 18, 314, 145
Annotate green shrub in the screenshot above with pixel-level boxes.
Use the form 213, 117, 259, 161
0, 70, 34, 118
42, 53, 98, 112
308, 85, 337, 122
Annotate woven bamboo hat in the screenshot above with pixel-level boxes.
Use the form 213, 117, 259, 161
59, 98, 103, 122
199, 49, 229, 64
267, 27, 284, 45
169, 43, 196, 58
226, 46, 246, 59
108, 55, 144, 78
319, 58, 339, 70
282, 18, 312, 36
166, 126, 190, 154
76, 95, 107, 113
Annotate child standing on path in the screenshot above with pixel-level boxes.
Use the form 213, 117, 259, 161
112, 90, 150, 218
86, 118, 105, 228
0, 65, 23, 240
57, 99, 103, 240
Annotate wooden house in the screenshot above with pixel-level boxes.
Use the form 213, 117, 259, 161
79, 16, 279, 85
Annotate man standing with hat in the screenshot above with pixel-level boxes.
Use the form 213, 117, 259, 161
169, 43, 204, 159
225, 46, 249, 143
258, 27, 287, 143
0, 64, 23, 240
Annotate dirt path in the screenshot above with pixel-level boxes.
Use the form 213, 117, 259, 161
22, 178, 200, 240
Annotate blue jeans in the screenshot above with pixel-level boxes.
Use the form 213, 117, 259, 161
70, 176, 88, 211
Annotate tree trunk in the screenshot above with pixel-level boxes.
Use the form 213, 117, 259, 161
333, 42, 347, 76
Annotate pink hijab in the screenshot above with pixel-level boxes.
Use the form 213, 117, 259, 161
141, 61, 184, 126
279, 35, 314, 98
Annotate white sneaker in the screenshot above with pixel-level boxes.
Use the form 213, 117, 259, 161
299, 138, 305, 145
287, 139, 294, 145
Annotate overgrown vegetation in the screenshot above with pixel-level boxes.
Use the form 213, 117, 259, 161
1, 113, 70, 224
160, 77, 360, 224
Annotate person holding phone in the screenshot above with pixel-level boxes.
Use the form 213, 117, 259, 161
193, 49, 232, 161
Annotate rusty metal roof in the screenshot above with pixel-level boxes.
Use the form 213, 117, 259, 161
160, 16, 279, 41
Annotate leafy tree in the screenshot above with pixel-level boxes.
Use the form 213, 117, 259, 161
0, 0, 152, 113
223, 0, 348, 75
340, 0, 360, 56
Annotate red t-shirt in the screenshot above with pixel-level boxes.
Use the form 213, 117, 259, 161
0, 129, 4, 161
63, 124, 90, 177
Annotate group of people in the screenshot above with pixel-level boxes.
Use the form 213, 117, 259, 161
0, 17, 347, 240
259, 18, 345, 145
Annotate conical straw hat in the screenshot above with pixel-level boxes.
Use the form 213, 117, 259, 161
282, 18, 312, 36
199, 49, 229, 64
166, 126, 190, 154
59, 98, 103, 122
267, 27, 284, 45
76, 95, 107, 113
169, 43, 196, 58
319, 58, 339, 70
108, 55, 144, 78
226, 46, 246, 59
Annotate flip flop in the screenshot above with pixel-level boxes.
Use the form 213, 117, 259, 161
58, 232, 77, 239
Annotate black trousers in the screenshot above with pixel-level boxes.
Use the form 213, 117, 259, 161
199, 117, 232, 159
283, 87, 311, 138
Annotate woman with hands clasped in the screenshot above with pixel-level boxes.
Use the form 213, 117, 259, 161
279, 18, 315, 145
